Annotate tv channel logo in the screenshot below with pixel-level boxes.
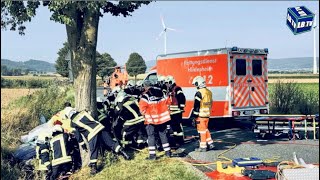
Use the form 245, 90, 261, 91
287, 6, 315, 35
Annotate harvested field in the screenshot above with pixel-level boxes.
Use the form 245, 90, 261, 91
1, 88, 41, 108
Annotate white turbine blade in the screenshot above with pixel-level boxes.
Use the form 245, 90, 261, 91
160, 15, 166, 28
167, 27, 178, 32
156, 30, 165, 40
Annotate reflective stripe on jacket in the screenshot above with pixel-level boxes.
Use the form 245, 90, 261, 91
169, 85, 186, 115
50, 133, 72, 166
71, 111, 105, 142
139, 88, 171, 125
193, 88, 213, 118
36, 143, 51, 170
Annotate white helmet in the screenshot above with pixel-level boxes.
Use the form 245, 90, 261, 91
157, 75, 166, 83
97, 97, 104, 103
136, 80, 143, 87
112, 86, 122, 94
115, 91, 127, 104
165, 75, 175, 85
192, 76, 206, 88
64, 106, 77, 119
126, 80, 135, 88
37, 132, 52, 143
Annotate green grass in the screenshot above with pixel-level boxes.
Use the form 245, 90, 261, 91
70, 150, 202, 180
269, 83, 319, 96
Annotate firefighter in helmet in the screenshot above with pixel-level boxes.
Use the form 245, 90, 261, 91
50, 122, 73, 179
64, 107, 131, 175
35, 132, 52, 180
157, 75, 168, 95
190, 76, 214, 152
113, 91, 147, 148
165, 75, 186, 148
139, 80, 172, 160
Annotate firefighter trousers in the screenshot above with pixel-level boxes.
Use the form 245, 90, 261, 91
146, 124, 171, 155
89, 130, 121, 166
170, 113, 184, 145
121, 122, 145, 146
50, 162, 72, 180
69, 135, 82, 171
196, 117, 213, 149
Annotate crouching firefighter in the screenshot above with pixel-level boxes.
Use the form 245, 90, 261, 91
113, 91, 147, 148
190, 76, 214, 152
166, 75, 186, 148
50, 123, 73, 180
63, 107, 131, 175
35, 132, 52, 180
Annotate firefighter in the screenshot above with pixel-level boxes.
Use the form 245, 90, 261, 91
139, 80, 172, 160
97, 97, 112, 132
50, 122, 73, 180
124, 80, 139, 99
157, 75, 168, 95
135, 80, 145, 101
190, 76, 215, 152
103, 80, 108, 97
113, 91, 147, 148
47, 102, 82, 172
165, 75, 186, 148
35, 132, 52, 180
63, 106, 131, 175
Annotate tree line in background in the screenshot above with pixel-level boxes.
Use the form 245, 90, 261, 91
1, 65, 50, 76
55, 42, 146, 81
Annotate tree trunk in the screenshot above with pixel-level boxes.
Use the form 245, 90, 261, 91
134, 75, 137, 84
66, 7, 100, 118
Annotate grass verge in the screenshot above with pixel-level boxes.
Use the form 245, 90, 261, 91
70, 149, 203, 180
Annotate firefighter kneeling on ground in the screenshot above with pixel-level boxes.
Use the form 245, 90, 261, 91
35, 132, 52, 180
63, 106, 131, 175
50, 122, 73, 180
139, 80, 172, 160
165, 75, 186, 148
113, 91, 147, 148
47, 102, 82, 172
190, 76, 215, 152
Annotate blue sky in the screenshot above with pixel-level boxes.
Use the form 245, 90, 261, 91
1, 1, 319, 65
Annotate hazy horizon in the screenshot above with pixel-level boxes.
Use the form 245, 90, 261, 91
1, 1, 319, 65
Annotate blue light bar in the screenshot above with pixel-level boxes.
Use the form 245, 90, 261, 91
232, 46, 238, 51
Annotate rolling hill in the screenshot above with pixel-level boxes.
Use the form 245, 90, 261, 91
1, 59, 56, 72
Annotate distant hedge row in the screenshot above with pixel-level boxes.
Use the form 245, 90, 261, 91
1, 77, 54, 88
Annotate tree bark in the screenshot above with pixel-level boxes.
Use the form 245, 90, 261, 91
66, 7, 99, 118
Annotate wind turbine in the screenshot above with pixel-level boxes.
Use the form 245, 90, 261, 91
313, 11, 318, 74
156, 15, 178, 54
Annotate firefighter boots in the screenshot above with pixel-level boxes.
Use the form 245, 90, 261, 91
146, 154, 157, 160
119, 149, 131, 160
165, 151, 172, 158
90, 164, 97, 175
207, 143, 215, 151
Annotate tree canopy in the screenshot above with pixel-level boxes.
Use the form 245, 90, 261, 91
55, 42, 70, 77
96, 52, 117, 80
1, 1, 151, 116
126, 52, 147, 81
